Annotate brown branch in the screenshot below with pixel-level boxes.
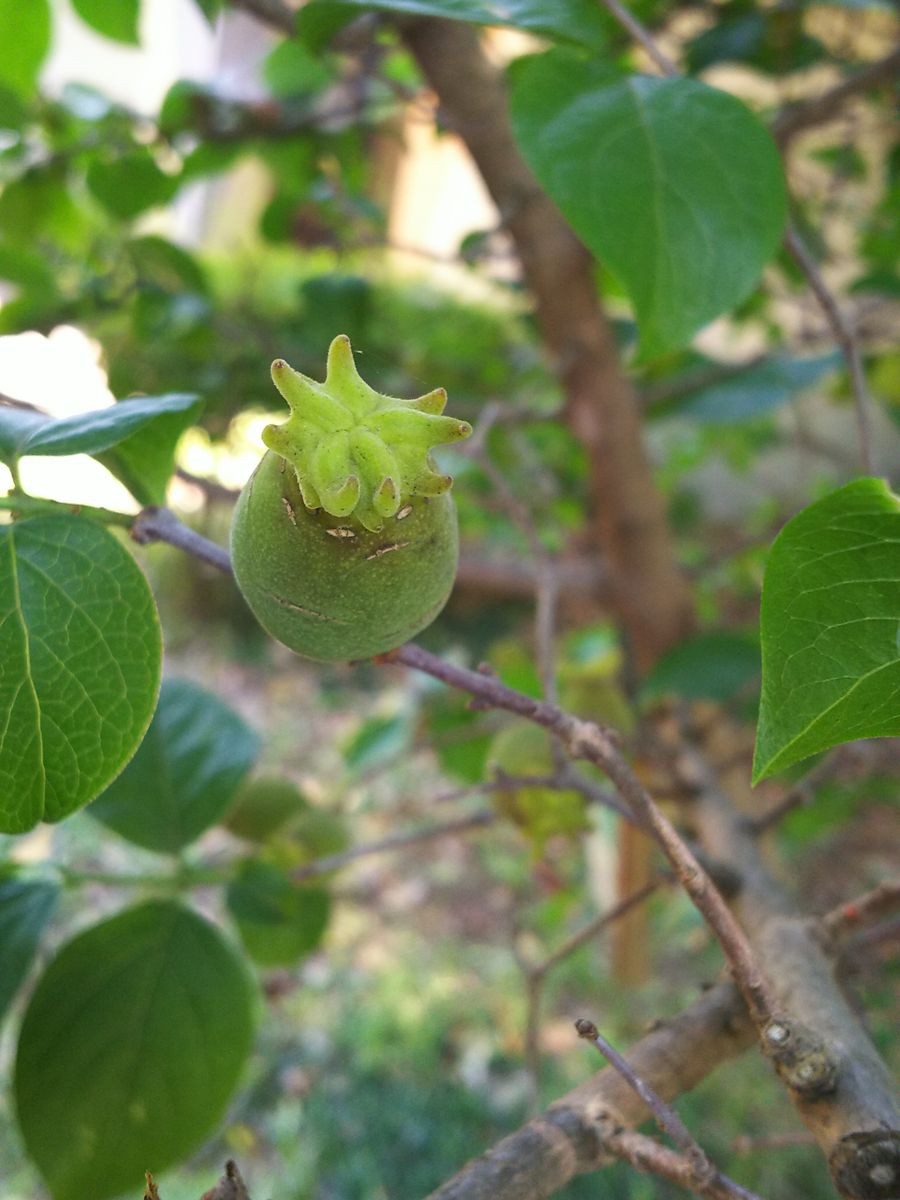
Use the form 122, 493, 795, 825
291, 809, 496, 882
200, 1160, 251, 1200
822, 880, 900, 943
423, 979, 755, 1200
605, 1130, 762, 1200
577, 1020, 764, 1200
783, 222, 875, 474
689, 747, 900, 1200
732, 1131, 816, 1154
772, 48, 900, 146
131, 506, 233, 573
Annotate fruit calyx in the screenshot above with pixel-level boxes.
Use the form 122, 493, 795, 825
263, 335, 472, 532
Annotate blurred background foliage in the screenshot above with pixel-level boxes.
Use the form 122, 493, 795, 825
0, 0, 898, 1197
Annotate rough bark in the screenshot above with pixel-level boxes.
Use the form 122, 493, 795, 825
424, 981, 754, 1200
692, 758, 900, 1200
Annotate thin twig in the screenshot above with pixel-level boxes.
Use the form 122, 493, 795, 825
822, 880, 900, 943
746, 751, 838, 834
291, 810, 495, 882
772, 48, 900, 146
576, 1020, 765, 1200
131, 506, 233, 573
595, 0, 678, 76
519, 881, 662, 1111
199, 1160, 251, 1200
783, 222, 875, 475
576, 1018, 714, 1174
732, 1131, 816, 1154
605, 1130, 765, 1200
531, 880, 662, 982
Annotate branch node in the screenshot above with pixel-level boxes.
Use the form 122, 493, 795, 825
764, 1020, 839, 1097
829, 1130, 900, 1200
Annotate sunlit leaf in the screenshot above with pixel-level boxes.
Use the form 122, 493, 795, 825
0, 516, 161, 833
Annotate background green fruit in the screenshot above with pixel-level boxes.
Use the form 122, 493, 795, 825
231, 450, 460, 661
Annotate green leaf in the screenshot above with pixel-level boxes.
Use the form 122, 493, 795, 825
71, 0, 141, 44
509, 53, 787, 357
753, 478, 900, 783
660, 353, 841, 424
90, 678, 260, 853
0, 85, 30, 130
299, 0, 608, 49
341, 712, 411, 772
95, 396, 204, 506
0, 392, 199, 467
264, 38, 333, 99
15, 899, 256, 1200
0, 516, 161, 833
126, 234, 209, 295
87, 149, 177, 219
227, 860, 330, 967
641, 632, 760, 703
0, 0, 51, 98
192, 0, 221, 21
0, 875, 59, 1021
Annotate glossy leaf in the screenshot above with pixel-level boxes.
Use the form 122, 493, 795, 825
0, 392, 199, 467
661, 353, 841, 424
0, 0, 51, 98
299, 0, 608, 48
754, 479, 900, 782
0, 876, 59, 1021
87, 149, 177, 219
0, 516, 161, 833
227, 860, 330, 967
15, 900, 256, 1200
71, 0, 141, 45
641, 632, 760, 702
90, 678, 260, 853
95, 396, 204, 506
510, 53, 786, 357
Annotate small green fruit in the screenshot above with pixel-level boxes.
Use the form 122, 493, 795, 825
231, 335, 471, 661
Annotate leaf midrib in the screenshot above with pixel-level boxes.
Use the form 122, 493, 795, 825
5, 530, 45, 818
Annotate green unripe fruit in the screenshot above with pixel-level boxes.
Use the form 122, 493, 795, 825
231, 335, 472, 661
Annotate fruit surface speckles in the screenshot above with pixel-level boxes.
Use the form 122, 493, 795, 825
230, 336, 471, 662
